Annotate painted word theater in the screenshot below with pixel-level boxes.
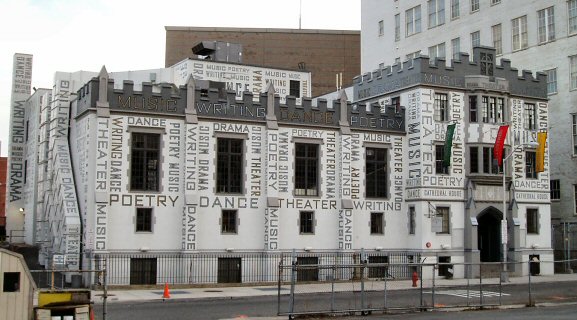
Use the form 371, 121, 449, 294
9, 47, 552, 285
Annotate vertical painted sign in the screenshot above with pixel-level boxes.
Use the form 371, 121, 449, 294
7, 54, 32, 203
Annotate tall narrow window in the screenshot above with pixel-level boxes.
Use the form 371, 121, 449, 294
471, 31, 480, 48
409, 207, 416, 235
492, 24, 502, 55
295, 143, 318, 196
406, 5, 422, 36
570, 0, 577, 35
550, 179, 560, 200
526, 151, 537, 179
221, 210, 237, 234
526, 209, 539, 234
434, 93, 449, 121
574, 185, 577, 215
470, 0, 479, 12
480, 96, 504, 123
538, 7, 555, 43
451, 0, 460, 19
394, 14, 401, 41
491, 0, 500, 5
469, 95, 478, 122
480, 51, 494, 76
469, 146, 479, 173
371, 212, 384, 235
428, 0, 445, 28
300, 211, 314, 234
366, 148, 388, 198
289, 80, 300, 97
451, 37, 460, 60
512, 15, 528, 51
546, 69, 557, 94
482, 147, 504, 174
524, 103, 536, 130
436, 207, 450, 234
497, 97, 505, 123
217, 138, 243, 193
481, 96, 489, 123
571, 55, 577, 90
392, 96, 401, 113
378, 20, 384, 36
573, 115, 577, 155
436, 144, 449, 174
136, 208, 153, 232
130, 133, 160, 191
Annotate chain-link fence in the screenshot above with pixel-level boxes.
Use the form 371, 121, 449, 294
278, 258, 577, 318
89, 250, 419, 286
552, 222, 577, 273
29, 269, 105, 290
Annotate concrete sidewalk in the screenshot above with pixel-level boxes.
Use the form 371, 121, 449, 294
91, 273, 577, 304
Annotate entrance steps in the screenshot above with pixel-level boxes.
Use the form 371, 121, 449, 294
480, 263, 503, 278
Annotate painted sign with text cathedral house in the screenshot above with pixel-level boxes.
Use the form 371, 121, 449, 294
11, 47, 552, 285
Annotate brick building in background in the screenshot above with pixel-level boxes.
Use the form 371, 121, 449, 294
165, 27, 360, 97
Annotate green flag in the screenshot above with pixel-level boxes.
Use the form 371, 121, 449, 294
443, 123, 456, 167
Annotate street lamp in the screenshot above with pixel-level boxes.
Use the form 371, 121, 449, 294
501, 141, 538, 281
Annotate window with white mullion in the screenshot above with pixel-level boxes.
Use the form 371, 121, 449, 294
512, 16, 528, 50
571, 55, 577, 90
492, 24, 502, 55
428, 0, 445, 28
451, 0, 459, 19
569, 0, 577, 35
573, 114, 577, 156
546, 69, 557, 94
538, 7, 555, 43
406, 6, 422, 36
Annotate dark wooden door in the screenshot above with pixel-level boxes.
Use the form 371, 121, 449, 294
218, 257, 242, 283
130, 258, 157, 285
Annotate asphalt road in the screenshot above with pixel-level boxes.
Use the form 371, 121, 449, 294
93, 281, 577, 320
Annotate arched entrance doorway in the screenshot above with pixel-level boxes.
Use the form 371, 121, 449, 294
477, 208, 502, 262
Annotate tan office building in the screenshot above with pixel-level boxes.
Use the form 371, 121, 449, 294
165, 27, 360, 97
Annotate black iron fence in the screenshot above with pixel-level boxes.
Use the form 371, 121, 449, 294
87, 250, 420, 286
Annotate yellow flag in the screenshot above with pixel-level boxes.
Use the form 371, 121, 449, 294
536, 132, 547, 173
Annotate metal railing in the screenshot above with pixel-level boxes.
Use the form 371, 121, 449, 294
89, 250, 419, 286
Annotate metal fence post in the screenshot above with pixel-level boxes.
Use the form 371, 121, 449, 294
528, 260, 534, 307
419, 263, 423, 310
499, 263, 503, 306
289, 250, 297, 316
277, 255, 283, 316
331, 264, 336, 313
360, 250, 366, 314
479, 263, 483, 307
467, 275, 470, 307
103, 265, 108, 320
383, 269, 388, 310
432, 264, 436, 309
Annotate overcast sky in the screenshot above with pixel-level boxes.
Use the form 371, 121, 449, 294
0, 0, 361, 156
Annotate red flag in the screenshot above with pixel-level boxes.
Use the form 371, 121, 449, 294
494, 125, 509, 167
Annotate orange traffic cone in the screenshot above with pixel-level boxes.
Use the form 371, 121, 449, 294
163, 282, 171, 299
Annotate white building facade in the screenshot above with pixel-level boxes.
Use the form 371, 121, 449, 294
361, 0, 577, 263
9, 45, 552, 285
